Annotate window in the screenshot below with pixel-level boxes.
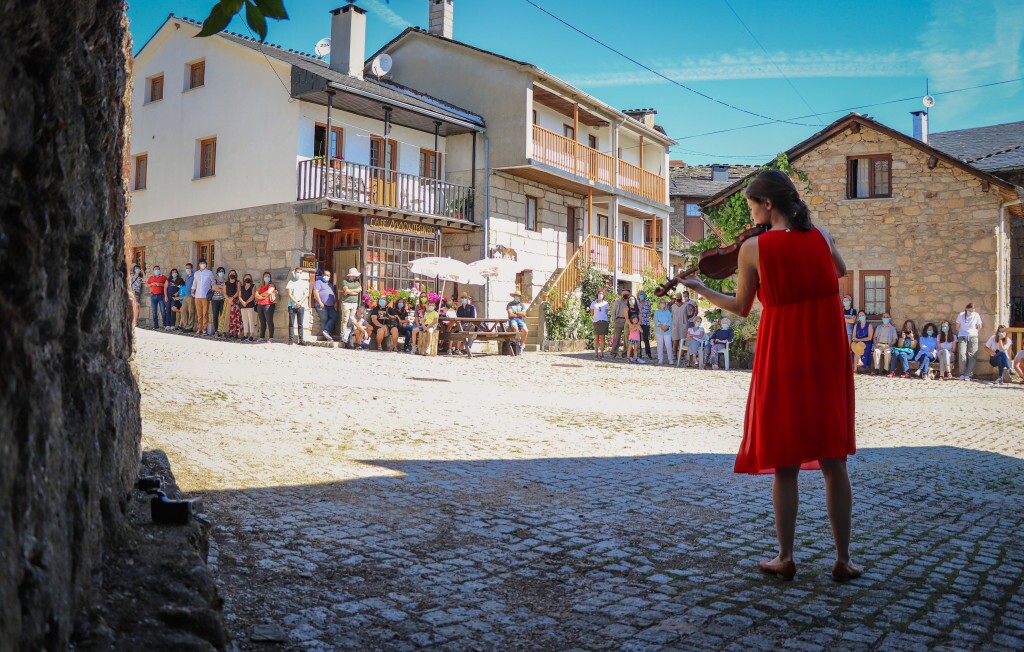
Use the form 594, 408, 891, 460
685, 203, 702, 217
419, 149, 442, 179
147, 74, 164, 103
188, 60, 205, 89
199, 137, 216, 178
313, 124, 344, 160
598, 214, 609, 237
532, 110, 538, 125
133, 154, 147, 190
588, 134, 598, 150
196, 241, 215, 269
838, 271, 853, 300
847, 155, 892, 199
860, 271, 890, 317
313, 229, 332, 274
563, 124, 575, 140
364, 230, 438, 294
526, 196, 539, 231
131, 247, 146, 271
621, 221, 631, 243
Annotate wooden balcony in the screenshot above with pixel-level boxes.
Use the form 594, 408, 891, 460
297, 158, 475, 223
546, 234, 665, 311
530, 125, 667, 205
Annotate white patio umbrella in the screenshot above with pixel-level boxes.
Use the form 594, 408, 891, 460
409, 257, 484, 299
467, 257, 527, 280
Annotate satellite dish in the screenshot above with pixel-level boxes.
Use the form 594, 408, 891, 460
922, 95, 935, 108
314, 38, 331, 59
371, 54, 393, 78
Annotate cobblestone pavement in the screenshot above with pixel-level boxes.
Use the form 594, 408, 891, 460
135, 329, 1024, 651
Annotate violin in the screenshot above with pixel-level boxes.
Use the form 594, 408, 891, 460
654, 224, 768, 297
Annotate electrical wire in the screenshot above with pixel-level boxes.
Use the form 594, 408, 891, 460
519, 0, 818, 128
243, 22, 297, 103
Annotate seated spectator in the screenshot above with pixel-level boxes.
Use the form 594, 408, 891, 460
915, 323, 939, 379
369, 297, 395, 351
507, 291, 529, 351
707, 317, 734, 370
852, 310, 873, 370
441, 299, 460, 354
887, 320, 917, 378
871, 313, 897, 374
936, 320, 957, 380
1012, 348, 1024, 383
652, 298, 673, 365
394, 298, 414, 353
454, 292, 478, 356
348, 307, 369, 349
986, 325, 1013, 385
685, 316, 705, 367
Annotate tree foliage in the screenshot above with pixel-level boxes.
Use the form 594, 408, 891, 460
197, 0, 289, 42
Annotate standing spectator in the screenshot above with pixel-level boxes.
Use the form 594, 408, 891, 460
637, 290, 653, 361
179, 263, 196, 333
609, 289, 630, 358
370, 297, 394, 351
589, 290, 610, 358
225, 270, 242, 338
955, 303, 983, 380
255, 271, 278, 343
238, 273, 257, 342
211, 267, 227, 337
986, 326, 1013, 384
286, 267, 310, 345
146, 265, 167, 329
625, 316, 644, 364
191, 259, 214, 336
313, 269, 337, 342
455, 292, 478, 355
887, 320, 917, 378
937, 320, 957, 380
395, 298, 415, 353
681, 291, 699, 331
506, 290, 529, 352
915, 323, 939, 379
708, 317, 735, 370
685, 315, 705, 367
852, 311, 873, 370
417, 301, 440, 355
871, 313, 897, 374
340, 268, 362, 347
166, 268, 183, 329
652, 298, 674, 365
130, 264, 144, 327
670, 293, 689, 360
842, 295, 857, 341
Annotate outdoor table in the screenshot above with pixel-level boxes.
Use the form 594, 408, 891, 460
438, 317, 519, 356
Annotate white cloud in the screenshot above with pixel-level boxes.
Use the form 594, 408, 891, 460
362, 0, 413, 29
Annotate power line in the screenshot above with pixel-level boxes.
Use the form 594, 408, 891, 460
676, 75, 1024, 140
519, 0, 818, 128
720, 0, 823, 126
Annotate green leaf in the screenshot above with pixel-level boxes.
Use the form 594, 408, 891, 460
245, 1, 268, 42
254, 0, 289, 20
196, 2, 234, 38
222, 0, 245, 14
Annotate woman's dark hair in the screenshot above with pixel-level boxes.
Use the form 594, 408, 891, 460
902, 320, 918, 337
228, 269, 237, 278
938, 320, 954, 343
261, 271, 272, 284
216, 266, 226, 274
922, 322, 938, 337
744, 169, 813, 231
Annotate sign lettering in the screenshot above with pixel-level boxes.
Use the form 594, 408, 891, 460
365, 217, 438, 238
299, 253, 318, 271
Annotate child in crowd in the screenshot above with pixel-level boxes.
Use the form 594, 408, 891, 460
418, 301, 440, 355
625, 316, 644, 364
349, 307, 369, 349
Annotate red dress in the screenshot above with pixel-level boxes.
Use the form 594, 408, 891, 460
735, 228, 855, 474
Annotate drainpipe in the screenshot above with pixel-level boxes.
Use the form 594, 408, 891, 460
998, 197, 1022, 327
482, 130, 491, 318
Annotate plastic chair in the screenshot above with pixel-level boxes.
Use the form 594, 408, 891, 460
708, 344, 730, 370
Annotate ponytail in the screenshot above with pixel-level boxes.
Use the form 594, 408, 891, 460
745, 169, 814, 232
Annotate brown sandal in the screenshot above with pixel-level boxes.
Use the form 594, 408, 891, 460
759, 558, 797, 580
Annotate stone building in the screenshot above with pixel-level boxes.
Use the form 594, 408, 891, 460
704, 113, 1023, 371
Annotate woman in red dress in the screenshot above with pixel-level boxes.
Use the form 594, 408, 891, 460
681, 170, 861, 582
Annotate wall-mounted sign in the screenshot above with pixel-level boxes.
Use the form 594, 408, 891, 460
365, 216, 439, 238
299, 253, 318, 271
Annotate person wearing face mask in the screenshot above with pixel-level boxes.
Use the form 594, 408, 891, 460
454, 292, 478, 355
395, 298, 415, 353
852, 310, 873, 370
886, 320, 918, 378
130, 264, 144, 327
955, 303, 983, 380
191, 259, 215, 336
417, 301, 440, 355
589, 289, 610, 358
685, 316, 705, 367
936, 320, 957, 379
609, 289, 631, 358
670, 292, 690, 360
238, 274, 257, 342
348, 307, 370, 349
313, 270, 337, 342
914, 323, 939, 379
340, 268, 362, 347
842, 295, 857, 342
636, 291, 653, 361
255, 271, 278, 343
708, 317, 734, 370
210, 267, 227, 337
1012, 342, 1024, 383
166, 268, 184, 329
652, 298, 674, 365
871, 312, 897, 374
146, 265, 168, 330
985, 325, 1013, 384
506, 290, 529, 353
179, 263, 197, 332
370, 297, 395, 351
286, 267, 311, 345
224, 269, 242, 338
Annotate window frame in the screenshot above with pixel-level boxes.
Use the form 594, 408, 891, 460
597, 214, 609, 238
418, 148, 442, 180
532, 109, 538, 125
196, 241, 215, 270
188, 60, 206, 90
859, 270, 891, 318
587, 134, 598, 150
131, 247, 146, 271
314, 122, 344, 160
133, 154, 147, 191
147, 74, 164, 103
846, 154, 892, 199
563, 124, 575, 140
525, 195, 539, 232
684, 203, 702, 217
621, 220, 631, 243
199, 137, 216, 178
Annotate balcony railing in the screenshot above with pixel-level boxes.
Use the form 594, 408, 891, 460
545, 234, 665, 311
531, 124, 667, 204
297, 158, 475, 222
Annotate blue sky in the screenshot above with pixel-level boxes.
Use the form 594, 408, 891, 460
129, 0, 1023, 164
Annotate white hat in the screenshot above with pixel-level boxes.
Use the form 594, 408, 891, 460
346, 267, 361, 277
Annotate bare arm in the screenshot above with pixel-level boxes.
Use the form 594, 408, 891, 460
679, 238, 760, 317
816, 226, 847, 278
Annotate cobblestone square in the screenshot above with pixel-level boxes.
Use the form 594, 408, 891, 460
136, 330, 1024, 651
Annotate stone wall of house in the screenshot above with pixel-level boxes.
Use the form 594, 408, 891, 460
797, 125, 1007, 370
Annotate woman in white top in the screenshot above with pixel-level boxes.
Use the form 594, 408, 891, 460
590, 291, 610, 358
955, 302, 983, 380
936, 320, 957, 380
685, 317, 705, 367
985, 325, 1013, 384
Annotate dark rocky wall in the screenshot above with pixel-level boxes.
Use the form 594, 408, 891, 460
0, 1, 141, 648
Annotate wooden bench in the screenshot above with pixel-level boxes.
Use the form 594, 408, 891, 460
439, 318, 519, 357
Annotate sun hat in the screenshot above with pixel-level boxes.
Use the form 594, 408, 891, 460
346, 267, 360, 277
459, 292, 472, 299
510, 290, 522, 297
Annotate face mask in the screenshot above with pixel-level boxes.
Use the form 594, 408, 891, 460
263, 276, 271, 283
153, 269, 160, 275
513, 296, 521, 302
461, 298, 468, 304
378, 300, 386, 307
199, 264, 206, 270
966, 310, 973, 314
229, 274, 236, 280
218, 272, 225, 278
428, 307, 435, 312
244, 279, 252, 285
597, 294, 604, 300
639, 294, 646, 300
171, 272, 178, 279
882, 318, 890, 324
695, 322, 702, 327
722, 322, 730, 328
843, 301, 851, 308
858, 316, 866, 323
629, 299, 636, 305
133, 267, 140, 274
397, 302, 404, 308
185, 269, 192, 277
926, 330, 933, 336
941, 326, 949, 332
999, 332, 1006, 338
676, 298, 682, 303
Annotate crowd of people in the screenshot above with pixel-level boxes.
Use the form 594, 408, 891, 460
843, 296, 1022, 384
589, 287, 734, 368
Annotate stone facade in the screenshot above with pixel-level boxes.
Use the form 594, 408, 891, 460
795, 123, 1014, 370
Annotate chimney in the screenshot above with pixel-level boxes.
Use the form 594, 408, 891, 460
330, 4, 366, 79
711, 165, 729, 182
429, 0, 454, 39
623, 108, 657, 129
911, 110, 928, 143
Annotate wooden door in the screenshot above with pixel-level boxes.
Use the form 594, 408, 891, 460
370, 136, 398, 207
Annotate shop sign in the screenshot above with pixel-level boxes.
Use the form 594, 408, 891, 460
365, 216, 438, 238
299, 253, 318, 271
